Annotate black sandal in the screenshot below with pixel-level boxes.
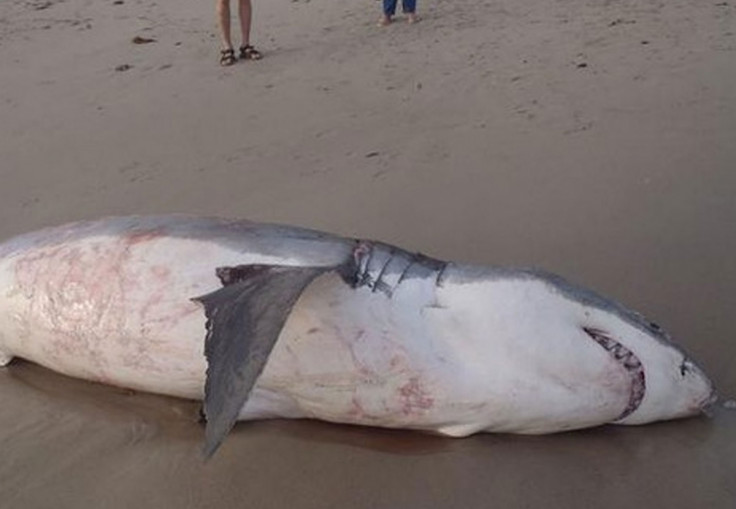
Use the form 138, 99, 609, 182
239, 45, 262, 61
220, 48, 236, 66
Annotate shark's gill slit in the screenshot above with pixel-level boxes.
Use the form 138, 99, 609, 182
583, 327, 646, 421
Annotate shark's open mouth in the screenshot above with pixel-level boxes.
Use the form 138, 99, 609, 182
583, 327, 646, 421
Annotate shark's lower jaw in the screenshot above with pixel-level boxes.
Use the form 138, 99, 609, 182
583, 327, 646, 421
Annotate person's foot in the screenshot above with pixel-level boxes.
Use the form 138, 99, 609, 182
239, 45, 262, 61
220, 48, 236, 66
378, 15, 392, 26
406, 13, 419, 24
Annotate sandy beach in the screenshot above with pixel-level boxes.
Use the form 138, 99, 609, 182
1, 0, 735, 507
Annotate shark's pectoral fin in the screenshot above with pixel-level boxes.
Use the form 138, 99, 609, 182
193, 264, 329, 457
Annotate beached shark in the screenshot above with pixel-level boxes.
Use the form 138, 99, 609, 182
0, 216, 716, 455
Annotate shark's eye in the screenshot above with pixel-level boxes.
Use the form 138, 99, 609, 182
680, 361, 692, 377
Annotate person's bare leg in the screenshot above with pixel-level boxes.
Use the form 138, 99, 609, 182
239, 0, 252, 47
217, 0, 233, 50
216, 0, 236, 65
238, 0, 261, 59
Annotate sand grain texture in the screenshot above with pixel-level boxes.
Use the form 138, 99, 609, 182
1, 0, 735, 508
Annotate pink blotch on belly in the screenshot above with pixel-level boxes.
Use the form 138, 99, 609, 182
398, 376, 434, 415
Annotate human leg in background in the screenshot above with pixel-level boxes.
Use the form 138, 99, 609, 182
402, 0, 418, 23
238, 0, 262, 60
381, 0, 397, 26
216, 0, 237, 65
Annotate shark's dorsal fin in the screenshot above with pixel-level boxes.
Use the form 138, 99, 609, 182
193, 264, 328, 457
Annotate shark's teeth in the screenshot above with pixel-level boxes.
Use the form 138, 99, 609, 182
583, 327, 646, 420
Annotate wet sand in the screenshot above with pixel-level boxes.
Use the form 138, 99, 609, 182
1, 0, 735, 507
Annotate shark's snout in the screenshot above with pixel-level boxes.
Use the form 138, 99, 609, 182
693, 368, 718, 413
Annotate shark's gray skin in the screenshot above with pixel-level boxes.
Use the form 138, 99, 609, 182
0, 216, 716, 456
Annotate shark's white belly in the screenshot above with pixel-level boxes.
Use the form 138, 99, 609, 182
245, 273, 632, 436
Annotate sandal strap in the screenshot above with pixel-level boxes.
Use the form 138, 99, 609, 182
239, 45, 262, 58
220, 48, 236, 66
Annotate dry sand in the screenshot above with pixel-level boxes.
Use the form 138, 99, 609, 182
1, 0, 735, 507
